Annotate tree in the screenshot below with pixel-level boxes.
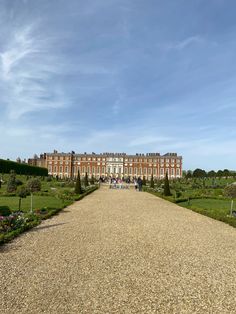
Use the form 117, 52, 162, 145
27, 178, 41, 192
142, 176, 146, 186
84, 172, 89, 187
150, 174, 154, 188
192, 168, 207, 178
223, 169, 230, 179
208, 170, 216, 178
164, 172, 171, 196
17, 186, 29, 211
90, 175, 95, 185
74, 170, 82, 194
185, 170, 193, 179
217, 170, 223, 178
27, 178, 41, 213
7, 170, 17, 193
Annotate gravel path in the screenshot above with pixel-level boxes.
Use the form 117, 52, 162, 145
1, 187, 236, 313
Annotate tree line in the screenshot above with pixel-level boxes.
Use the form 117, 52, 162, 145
0, 159, 48, 176
184, 168, 235, 178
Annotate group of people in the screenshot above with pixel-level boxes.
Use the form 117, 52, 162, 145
134, 177, 143, 191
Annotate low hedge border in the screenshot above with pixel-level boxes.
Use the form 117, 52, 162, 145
0, 186, 98, 246
144, 187, 236, 228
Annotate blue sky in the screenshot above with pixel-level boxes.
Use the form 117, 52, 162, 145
0, 0, 236, 170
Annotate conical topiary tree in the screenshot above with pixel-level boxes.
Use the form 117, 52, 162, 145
142, 176, 146, 186
90, 175, 95, 185
75, 170, 82, 194
164, 172, 171, 196
84, 172, 89, 187
150, 174, 154, 188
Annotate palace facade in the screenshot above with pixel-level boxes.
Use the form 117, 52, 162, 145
28, 150, 182, 180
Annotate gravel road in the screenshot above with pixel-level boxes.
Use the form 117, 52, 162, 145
1, 187, 236, 314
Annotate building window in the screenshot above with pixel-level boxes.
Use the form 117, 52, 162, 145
82, 166, 85, 173
125, 167, 128, 175
92, 167, 95, 174
129, 167, 132, 175
176, 168, 180, 176
171, 168, 175, 176
160, 168, 164, 175
148, 168, 152, 175
65, 166, 68, 173
87, 166, 90, 173
108, 167, 111, 173
134, 168, 137, 175
153, 168, 157, 175
102, 167, 105, 173
166, 169, 169, 176
119, 168, 122, 174
60, 166, 62, 173
113, 168, 116, 174
97, 166, 100, 173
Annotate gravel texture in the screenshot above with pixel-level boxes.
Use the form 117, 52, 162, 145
1, 186, 236, 313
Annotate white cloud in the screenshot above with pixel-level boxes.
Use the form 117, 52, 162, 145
0, 23, 67, 120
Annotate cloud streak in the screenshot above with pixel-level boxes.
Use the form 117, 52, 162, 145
0, 23, 67, 119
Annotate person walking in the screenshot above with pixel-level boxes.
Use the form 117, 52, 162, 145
137, 177, 143, 192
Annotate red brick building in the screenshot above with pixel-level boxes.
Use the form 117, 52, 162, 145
28, 150, 182, 180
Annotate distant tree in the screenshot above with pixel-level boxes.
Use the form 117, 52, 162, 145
150, 174, 154, 188
74, 170, 82, 194
84, 172, 89, 187
185, 170, 193, 179
142, 176, 146, 186
217, 170, 223, 178
0, 180, 1, 189
17, 186, 29, 211
7, 170, 17, 193
164, 172, 171, 196
208, 170, 216, 178
223, 169, 230, 179
192, 168, 207, 178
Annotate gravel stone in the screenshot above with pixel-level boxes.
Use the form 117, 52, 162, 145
1, 186, 236, 313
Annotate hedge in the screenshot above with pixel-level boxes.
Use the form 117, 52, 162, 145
0, 159, 48, 176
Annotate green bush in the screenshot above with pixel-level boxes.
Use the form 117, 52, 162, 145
0, 206, 11, 216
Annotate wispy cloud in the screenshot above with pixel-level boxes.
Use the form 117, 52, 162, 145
158, 35, 204, 51
0, 23, 67, 119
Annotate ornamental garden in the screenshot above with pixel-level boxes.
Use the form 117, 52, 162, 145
0, 159, 97, 245
1, 157, 236, 245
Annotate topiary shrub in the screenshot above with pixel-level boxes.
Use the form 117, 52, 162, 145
0, 206, 11, 216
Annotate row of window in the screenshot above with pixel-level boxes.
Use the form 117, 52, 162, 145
48, 156, 181, 163
48, 166, 180, 176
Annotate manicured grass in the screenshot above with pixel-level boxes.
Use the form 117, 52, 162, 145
178, 198, 236, 228
0, 195, 63, 212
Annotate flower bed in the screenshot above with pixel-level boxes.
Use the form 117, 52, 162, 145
0, 185, 98, 245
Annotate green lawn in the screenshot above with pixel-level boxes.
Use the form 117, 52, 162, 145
178, 198, 236, 227
0, 195, 63, 212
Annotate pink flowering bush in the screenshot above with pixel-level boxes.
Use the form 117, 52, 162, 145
0, 212, 27, 233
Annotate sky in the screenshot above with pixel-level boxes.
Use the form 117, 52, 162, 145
0, 0, 236, 170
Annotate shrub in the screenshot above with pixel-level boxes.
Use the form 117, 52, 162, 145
0, 206, 11, 216
7, 170, 17, 193
224, 184, 236, 198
